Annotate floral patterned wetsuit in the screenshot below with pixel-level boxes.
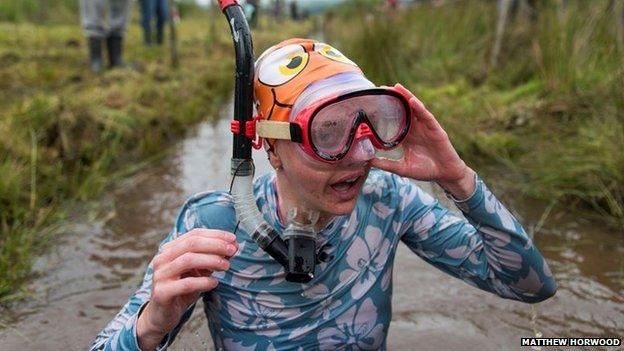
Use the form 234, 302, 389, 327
89, 169, 556, 351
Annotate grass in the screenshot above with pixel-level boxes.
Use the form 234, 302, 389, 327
325, 0, 624, 226
0, 7, 312, 301
0, 0, 78, 23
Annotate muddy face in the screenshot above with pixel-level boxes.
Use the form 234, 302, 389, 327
271, 139, 372, 222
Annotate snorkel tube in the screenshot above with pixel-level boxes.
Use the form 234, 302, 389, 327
218, 0, 316, 283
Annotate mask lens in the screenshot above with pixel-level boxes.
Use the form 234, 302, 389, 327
310, 103, 353, 157
309, 92, 408, 160
364, 94, 407, 144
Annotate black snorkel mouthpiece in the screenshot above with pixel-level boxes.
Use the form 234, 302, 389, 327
219, 0, 315, 283
285, 235, 316, 283
283, 208, 319, 283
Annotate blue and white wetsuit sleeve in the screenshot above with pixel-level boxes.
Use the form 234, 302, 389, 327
397, 174, 557, 303
88, 202, 201, 351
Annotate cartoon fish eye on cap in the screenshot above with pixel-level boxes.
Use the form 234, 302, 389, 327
253, 39, 362, 125
256, 42, 357, 87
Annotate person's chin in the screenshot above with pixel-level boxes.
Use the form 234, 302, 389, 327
334, 202, 358, 216
327, 184, 366, 214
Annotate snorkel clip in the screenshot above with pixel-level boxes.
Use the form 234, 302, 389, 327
230, 114, 264, 150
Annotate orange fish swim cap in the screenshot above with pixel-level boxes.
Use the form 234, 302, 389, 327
253, 38, 364, 125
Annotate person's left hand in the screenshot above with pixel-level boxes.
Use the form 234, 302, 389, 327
371, 84, 476, 199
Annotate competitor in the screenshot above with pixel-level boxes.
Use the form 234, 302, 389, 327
89, 39, 556, 351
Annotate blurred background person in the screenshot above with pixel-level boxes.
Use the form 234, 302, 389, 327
386, 0, 398, 10
246, 0, 259, 28
272, 0, 284, 23
79, 0, 131, 72
289, 0, 299, 20
139, 0, 169, 46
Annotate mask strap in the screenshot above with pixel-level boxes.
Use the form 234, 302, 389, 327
257, 120, 304, 143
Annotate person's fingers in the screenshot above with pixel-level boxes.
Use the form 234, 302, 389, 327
388, 84, 446, 142
394, 83, 427, 109
195, 269, 213, 277
181, 228, 237, 243
161, 236, 237, 261
419, 109, 443, 131
157, 252, 230, 281
161, 229, 237, 251
394, 82, 409, 95
156, 235, 238, 266
393, 83, 430, 126
404, 96, 442, 133
371, 157, 405, 175
153, 276, 218, 303
181, 269, 213, 279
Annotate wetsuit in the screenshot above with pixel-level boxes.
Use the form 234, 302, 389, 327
89, 169, 556, 350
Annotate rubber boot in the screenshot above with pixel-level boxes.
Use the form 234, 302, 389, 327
143, 27, 152, 46
106, 35, 125, 68
156, 25, 164, 45
88, 37, 103, 73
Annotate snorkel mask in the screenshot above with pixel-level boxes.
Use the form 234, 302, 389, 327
259, 85, 412, 162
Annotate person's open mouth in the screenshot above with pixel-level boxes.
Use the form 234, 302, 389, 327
330, 172, 366, 200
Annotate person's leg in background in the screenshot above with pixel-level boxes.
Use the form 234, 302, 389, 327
80, 0, 106, 72
107, 0, 132, 67
249, 1, 258, 28
155, 0, 169, 45
139, 0, 154, 46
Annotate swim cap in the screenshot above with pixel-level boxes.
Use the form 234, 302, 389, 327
290, 72, 375, 121
254, 38, 365, 125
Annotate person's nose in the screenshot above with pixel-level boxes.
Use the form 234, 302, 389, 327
344, 137, 375, 163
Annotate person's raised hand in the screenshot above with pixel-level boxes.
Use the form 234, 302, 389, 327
136, 229, 238, 351
371, 83, 476, 199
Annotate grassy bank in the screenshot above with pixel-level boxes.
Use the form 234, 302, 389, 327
0, 8, 312, 301
325, 0, 624, 225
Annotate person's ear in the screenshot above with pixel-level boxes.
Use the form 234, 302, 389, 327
268, 142, 283, 171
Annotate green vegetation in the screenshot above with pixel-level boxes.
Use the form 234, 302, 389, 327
0, 0, 79, 23
326, 0, 624, 225
0, 6, 312, 301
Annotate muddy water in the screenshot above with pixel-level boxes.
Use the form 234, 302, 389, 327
1, 101, 623, 351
